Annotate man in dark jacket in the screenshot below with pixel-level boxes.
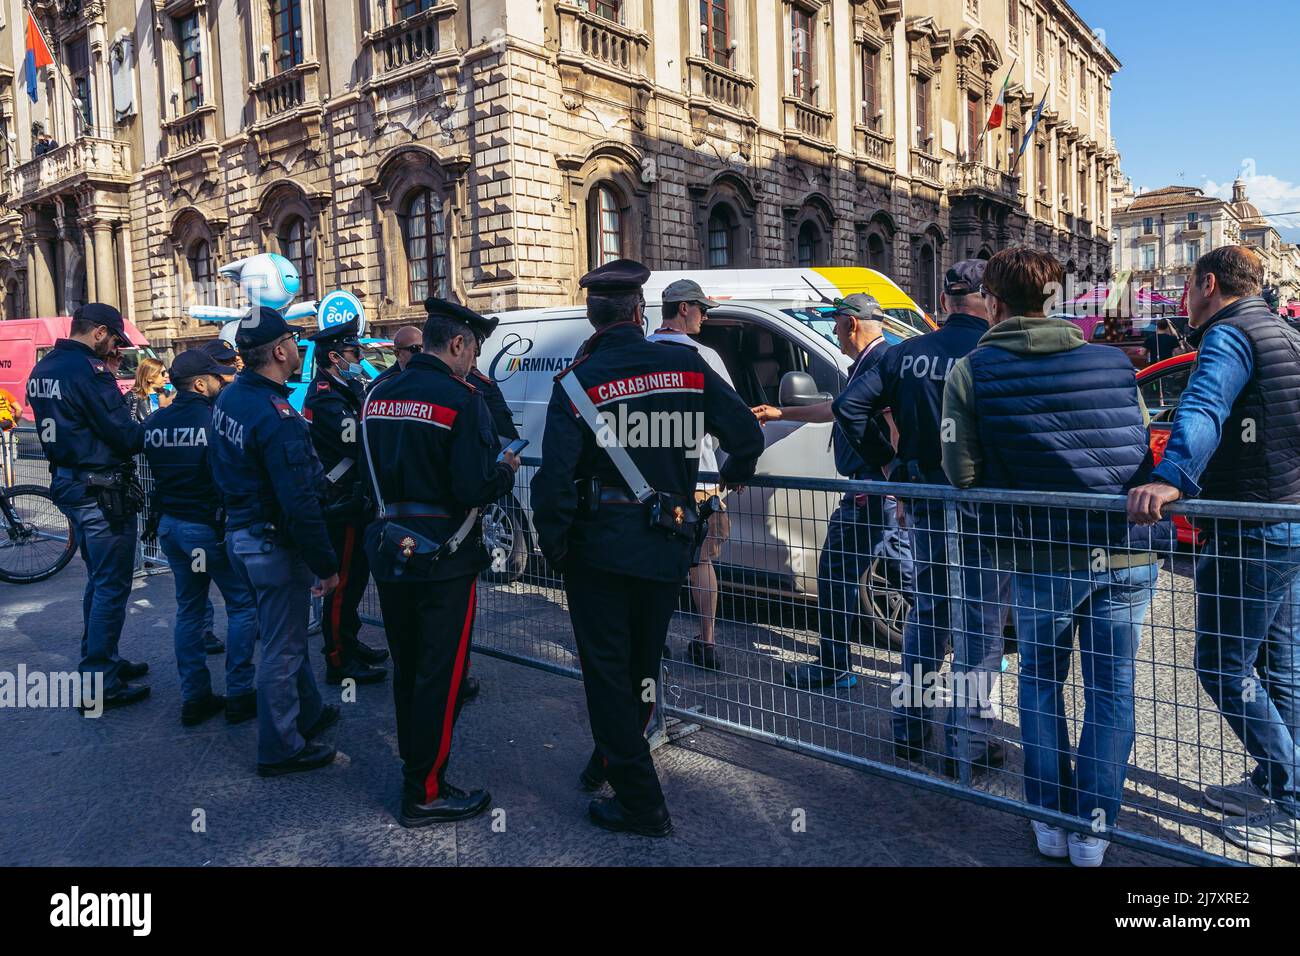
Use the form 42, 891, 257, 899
532, 259, 763, 836
835, 261, 1009, 776
1129, 246, 1300, 858
944, 247, 1164, 868
304, 321, 388, 687
753, 293, 911, 690
362, 300, 520, 827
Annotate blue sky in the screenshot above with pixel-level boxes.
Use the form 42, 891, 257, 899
1071, 0, 1300, 242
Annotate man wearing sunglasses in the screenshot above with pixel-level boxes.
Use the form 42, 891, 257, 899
372, 326, 424, 388
28, 303, 149, 710
211, 307, 342, 777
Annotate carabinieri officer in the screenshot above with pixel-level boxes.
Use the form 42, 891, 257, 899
210, 306, 341, 777
27, 303, 148, 710
362, 298, 519, 827
532, 259, 764, 837
141, 349, 258, 727
304, 319, 388, 686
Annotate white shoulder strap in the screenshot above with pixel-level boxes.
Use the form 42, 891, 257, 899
558, 370, 654, 503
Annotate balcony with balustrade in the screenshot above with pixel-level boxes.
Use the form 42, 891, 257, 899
6, 136, 133, 205
686, 56, 754, 122
364, 3, 461, 90
853, 125, 894, 184
783, 97, 834, 157
946, 161, 1021, 204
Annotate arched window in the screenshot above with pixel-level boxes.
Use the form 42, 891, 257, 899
797, 221, 822, 267
278, 215, 316, 300
402, 187, 447, 303
707, 205, 736, 268
588, 184, 623, 269
917, 244, 937, 313
188, 239, 214, 305
868, 233, 888, 271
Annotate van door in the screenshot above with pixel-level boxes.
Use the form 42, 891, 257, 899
0, 328, 37, 421
696, 307, 844, 596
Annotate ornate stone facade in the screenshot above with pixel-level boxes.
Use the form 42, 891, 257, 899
0, 0, 1120, 348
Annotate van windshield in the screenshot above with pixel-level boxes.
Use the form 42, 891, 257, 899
114, 347, 158, 382
780, 305, 915, 348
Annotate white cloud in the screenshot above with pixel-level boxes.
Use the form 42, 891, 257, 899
1202, 169, 1300, 240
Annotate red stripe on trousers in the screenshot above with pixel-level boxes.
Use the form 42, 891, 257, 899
424, 579, 476, 803
327, 526, 355, 668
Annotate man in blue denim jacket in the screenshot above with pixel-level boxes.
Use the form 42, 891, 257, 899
1129, 246, 1300, 859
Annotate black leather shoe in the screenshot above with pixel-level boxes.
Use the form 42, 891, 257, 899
225, 692, 257, 725
204, 631, 225, 655
578, 751, 607, 792
399, 784, 491, 827
88, 683, 151, 713
588, 797, 673, 837
326, 660, 387, 685
942, 741, 1007, 780
119, 660, 149, 680
458, 676, 481, 705
303, 704, 340, 741
687, 640, 721, 671
257, 742, 336, 777
350, 640, 389, 666
181, 692, 226, 727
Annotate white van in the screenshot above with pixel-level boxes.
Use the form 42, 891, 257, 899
481, 269, 926, 645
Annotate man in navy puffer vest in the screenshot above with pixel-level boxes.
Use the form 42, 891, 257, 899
943, 247, 1167, 868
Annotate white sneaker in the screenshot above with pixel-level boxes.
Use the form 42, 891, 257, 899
1068, 832, 1109, 867
1204, 777, 1269, 816
1031, 821, 1068, 859
1222, 808, 1300, 859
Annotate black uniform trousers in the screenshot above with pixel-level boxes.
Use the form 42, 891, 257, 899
321, 518, 371, 668
564, 560, 680, 815
375, 574, 477, 805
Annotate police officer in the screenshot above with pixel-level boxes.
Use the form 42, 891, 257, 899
27, 303, 148, 709
195, 338, 240, 655
833, 260, 1009, 776
210, 306, 340, 777
362, 299, 520, 827
304, 320, 388, 686
141, 350, 259, 726
532, 259, 764, 836
752, 293, 911, 690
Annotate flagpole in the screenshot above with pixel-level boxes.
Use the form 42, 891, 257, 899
972, 55, 1018, 164
25, 3, 96, 140
1010, 83, 1049, 177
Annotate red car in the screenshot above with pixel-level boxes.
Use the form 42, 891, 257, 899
1136, 351, 1201, 547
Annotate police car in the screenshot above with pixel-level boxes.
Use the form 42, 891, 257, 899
482, 268, 928, 646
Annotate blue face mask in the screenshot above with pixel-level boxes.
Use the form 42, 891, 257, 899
339, 361, 364, 380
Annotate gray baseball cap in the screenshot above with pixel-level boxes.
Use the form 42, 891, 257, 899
831, 293, 887, 322
661, 278, 720, 309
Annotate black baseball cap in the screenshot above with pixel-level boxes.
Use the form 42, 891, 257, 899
75, 303, 127, 340
169, 349, 229, 382
235, 306, 298, 349
579, 258, 652, 295
944, 259, 987, 296
199, 338, 237, 363
424, 298, 498, 341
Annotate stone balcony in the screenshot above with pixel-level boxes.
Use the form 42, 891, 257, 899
909, 147, 942, 184
555, 2, 651, 119
783, 96, 834, 156
946, 161, 1020, 204
5, 136, 133, 204
687, 56, 754, 119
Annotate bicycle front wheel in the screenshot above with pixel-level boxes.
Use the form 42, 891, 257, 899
0, 485, 76, 585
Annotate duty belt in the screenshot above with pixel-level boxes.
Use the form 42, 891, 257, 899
384, 501, 453, 519
54, 466, 118, 481
597, 488, 690, 507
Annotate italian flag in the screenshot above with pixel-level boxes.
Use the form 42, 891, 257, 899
986, 63, 1014, 131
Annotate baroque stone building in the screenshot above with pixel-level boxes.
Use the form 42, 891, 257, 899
0, 0, 1121, 349
1112, 178, 1300, 303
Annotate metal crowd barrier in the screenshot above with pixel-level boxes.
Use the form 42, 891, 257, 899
360, 460, 1300, 868
1, 427, 166, 573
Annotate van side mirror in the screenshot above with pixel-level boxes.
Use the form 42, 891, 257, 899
779, 371, 832, 407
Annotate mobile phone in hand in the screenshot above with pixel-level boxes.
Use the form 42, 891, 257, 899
499, 438, 529, 461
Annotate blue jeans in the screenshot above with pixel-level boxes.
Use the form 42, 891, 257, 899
815, 493, 912, 671
1195, 524, 1300, 818
1014, 561, 1158, 832
228, 528, 324, 764
157, 515, 257, 703
52, 477, 137, 696
893, 499, 1010, 754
